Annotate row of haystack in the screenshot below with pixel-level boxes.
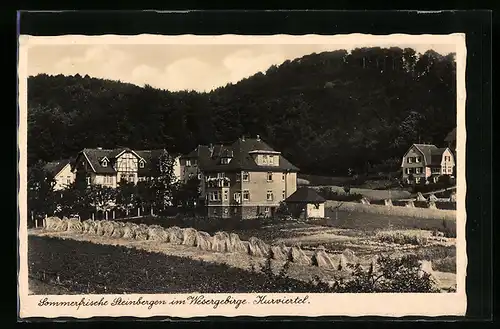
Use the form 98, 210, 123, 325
43, 217, 357, 270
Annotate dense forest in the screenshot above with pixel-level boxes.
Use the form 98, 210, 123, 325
27, 47, 456, 176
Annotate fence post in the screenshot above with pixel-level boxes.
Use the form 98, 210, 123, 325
138, 207, 141, 217
150, 207, 154, 216
105, 211, 108, 220
91, 213, 95, 220
112, 210, 115, 219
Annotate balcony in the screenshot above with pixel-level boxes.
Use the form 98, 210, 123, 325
205, 176, 231, 188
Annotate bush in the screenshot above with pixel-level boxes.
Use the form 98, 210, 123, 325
432, 257, 456, 273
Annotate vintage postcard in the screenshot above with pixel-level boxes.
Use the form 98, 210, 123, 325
18, 33, 467, 319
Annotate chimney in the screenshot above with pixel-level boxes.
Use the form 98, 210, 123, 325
256, 134, 261, 141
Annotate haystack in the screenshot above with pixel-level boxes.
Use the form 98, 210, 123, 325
182, 228, 199, 246
287, 244, 311, 265
122, 223, 138, 239
196, 231, 213, 251
427, 201, 437, 210
54, 218, 68, 231
82, 219, 92, 233
101, 221, 116, 237
134, 224, 149, 240
269, 242, 288, 260
165, 226, 183, 244
227, 233, 247, 253
111, 222, 126, 238
384, 199, 393, 206
405, 200, 415, 208
247, 237, 270, 258
147, 225, 169, 241
342, 249, 357, 264
416, 192, 426, 201
311, 245, 335, 268
66, 218, 83, 233
44, 216, 61, 230
428, 194, 438, 202
212, 231, 230, 252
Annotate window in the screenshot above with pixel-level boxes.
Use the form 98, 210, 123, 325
66, 178, 72, 185
267, 190, 274, 201
282, 190, 286, 200
139, 160, 145, 168
102, 159, 108, 167
217, 172, 225, 179
267, 172, 273, 182
262, 155, 268, 164
197, 173, 202, 180
407, 157, 413, 163
213, 208, 217, 215
415, 177, 421, 184
269, 156, 274, 165
282, 173, 285, 181
221, 157, 231, 164
209, 191, 221, 201
186, 159, 191, 167
264, 207, 270, 213
243, 190, 250, 201
242, 171, 249, 181
416, 156, 421, 163
224, 190, 229, 201
86, 177, 91, 185
223, 208, 229, 215
234, 192, 241, 202
415, 167, 421, 174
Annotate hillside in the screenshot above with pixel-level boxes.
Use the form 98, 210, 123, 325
27, 47, 456, 175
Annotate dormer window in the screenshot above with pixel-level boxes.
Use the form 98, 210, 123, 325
101, 159, 108, 167
221, 157, 231, 164
139, 160, 145, 168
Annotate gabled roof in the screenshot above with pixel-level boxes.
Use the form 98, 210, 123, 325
187, 137, 300, 172
430, 148, 448, 166
43, 159, 72, 177
444, 128, 456, 142
412, 144, 439, 165
285, 187, 326, 203
76, 148, 171, 175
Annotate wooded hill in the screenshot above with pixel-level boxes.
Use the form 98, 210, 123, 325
27, 47, 456, 176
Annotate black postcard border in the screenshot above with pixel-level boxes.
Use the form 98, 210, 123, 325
13, 10, 493, 324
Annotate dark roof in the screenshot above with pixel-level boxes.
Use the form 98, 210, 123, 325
187, 138, 299, 172
430, 148, 448, 166
444, 128, 456, 142
43, 159, 72, 176
285, 187, 326, 203
76, 148, 170, 175
412, 144, 439, 165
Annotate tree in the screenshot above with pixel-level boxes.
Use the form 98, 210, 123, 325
172, 176, 201, 210
27, 161, 58, 224
151, 150, 177, 210
87, 185, 116, 217
115, 181, 136, 213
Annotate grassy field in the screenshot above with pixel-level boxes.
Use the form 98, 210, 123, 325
28, 235, 328, 294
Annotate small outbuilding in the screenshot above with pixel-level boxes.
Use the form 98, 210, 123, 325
284, 187, 326, 220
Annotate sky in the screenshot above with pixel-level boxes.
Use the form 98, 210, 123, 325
27, 43, 457, 92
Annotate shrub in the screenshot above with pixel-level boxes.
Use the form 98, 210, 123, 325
375, 231, 429, 246
440, 219, 456, 238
